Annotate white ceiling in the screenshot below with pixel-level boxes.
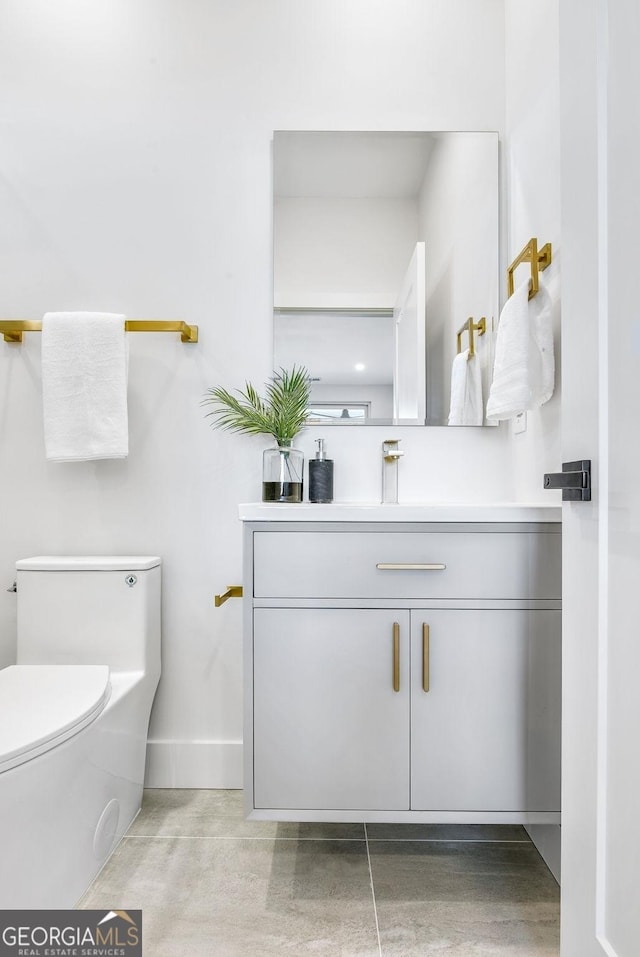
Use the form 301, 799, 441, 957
273, 131, 436, 199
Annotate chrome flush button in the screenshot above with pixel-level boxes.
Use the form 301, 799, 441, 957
125, 574, 137, 587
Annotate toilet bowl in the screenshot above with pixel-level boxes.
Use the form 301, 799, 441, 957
0, 556, 161, 908
0, 665, 111, 773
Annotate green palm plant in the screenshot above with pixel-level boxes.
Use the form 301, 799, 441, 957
202, 366, 312, 502
202, 365, 312, 443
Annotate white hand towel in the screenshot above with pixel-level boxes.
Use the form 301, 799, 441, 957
42, 312, 129, 461
486, 280, 555, 421
448, 348, 484, 426
528, 284, 555, 408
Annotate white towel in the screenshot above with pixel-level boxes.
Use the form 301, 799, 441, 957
448, 348, 484, 426
486, 280, 555, 421
41, 312, 129, 461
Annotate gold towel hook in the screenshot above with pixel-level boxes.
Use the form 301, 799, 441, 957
456, 317, 486, 357
507, 238, 552, 300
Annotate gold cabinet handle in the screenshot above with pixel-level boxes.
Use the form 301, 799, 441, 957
376, 563, 446, 571
422, 623, 430, 693
393, 621, 400, 692
214, 585, 243, 607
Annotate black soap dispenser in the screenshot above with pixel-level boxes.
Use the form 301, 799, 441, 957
309, 438, 334, 503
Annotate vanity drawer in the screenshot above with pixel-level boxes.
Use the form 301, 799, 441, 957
253, 529, 561, 600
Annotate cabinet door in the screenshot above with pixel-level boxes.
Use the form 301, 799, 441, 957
253, 608, 410, 810
410, 609, 561, 811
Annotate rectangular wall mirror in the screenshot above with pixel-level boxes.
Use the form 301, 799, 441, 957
273, 130, 499, 426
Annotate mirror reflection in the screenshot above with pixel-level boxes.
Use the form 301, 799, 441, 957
273, 130, 499, 426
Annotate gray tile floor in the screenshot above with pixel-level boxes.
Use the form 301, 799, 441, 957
78, 790, 560, 956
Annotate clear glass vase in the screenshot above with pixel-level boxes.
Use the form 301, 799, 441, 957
262, 441, 304, 503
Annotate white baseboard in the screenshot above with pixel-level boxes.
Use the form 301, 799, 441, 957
144, 740, 243, 789
525, 822, 561, 884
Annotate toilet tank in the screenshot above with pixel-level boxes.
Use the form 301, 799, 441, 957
15, 556, 161, 677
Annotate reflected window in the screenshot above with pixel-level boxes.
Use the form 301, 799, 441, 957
307, 404, 369, 422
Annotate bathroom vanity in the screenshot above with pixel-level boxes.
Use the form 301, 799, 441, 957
240, 504, 561, 825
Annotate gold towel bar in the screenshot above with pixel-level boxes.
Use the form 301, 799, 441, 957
456, 317, 486, 357
0, 319, 198, 344
507, 237, 552, 300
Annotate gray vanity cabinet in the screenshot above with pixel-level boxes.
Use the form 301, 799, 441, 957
253, 607, 411, 811
409, 609, 561, 812
243, 519, 561, 823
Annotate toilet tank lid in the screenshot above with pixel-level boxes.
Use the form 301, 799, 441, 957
16, 556, 162, 571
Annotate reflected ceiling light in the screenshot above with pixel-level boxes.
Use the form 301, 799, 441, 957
354, 363, 365, 372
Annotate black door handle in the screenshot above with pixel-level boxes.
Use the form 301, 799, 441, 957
543, 460, 591, 501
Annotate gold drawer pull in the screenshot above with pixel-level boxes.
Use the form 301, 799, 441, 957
422, 623, 430, 693
393, 622, 400, 692
376, 563, 446, 571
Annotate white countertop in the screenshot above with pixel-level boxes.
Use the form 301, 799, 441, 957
239, 502, 562, 523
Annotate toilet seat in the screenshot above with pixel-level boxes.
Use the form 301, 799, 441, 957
0, 665, 111, 773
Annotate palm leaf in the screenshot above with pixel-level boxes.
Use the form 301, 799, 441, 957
265, 367, 312, 441
202, 365, 311, 443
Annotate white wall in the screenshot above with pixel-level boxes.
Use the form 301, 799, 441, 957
418, 134, 499, 424
504, 0, 562, 502
0, 0, 510, 786
275, 197, 416, 308
504, 0, 562, 881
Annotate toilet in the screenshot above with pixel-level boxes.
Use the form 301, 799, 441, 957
0, 556, 161, 908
